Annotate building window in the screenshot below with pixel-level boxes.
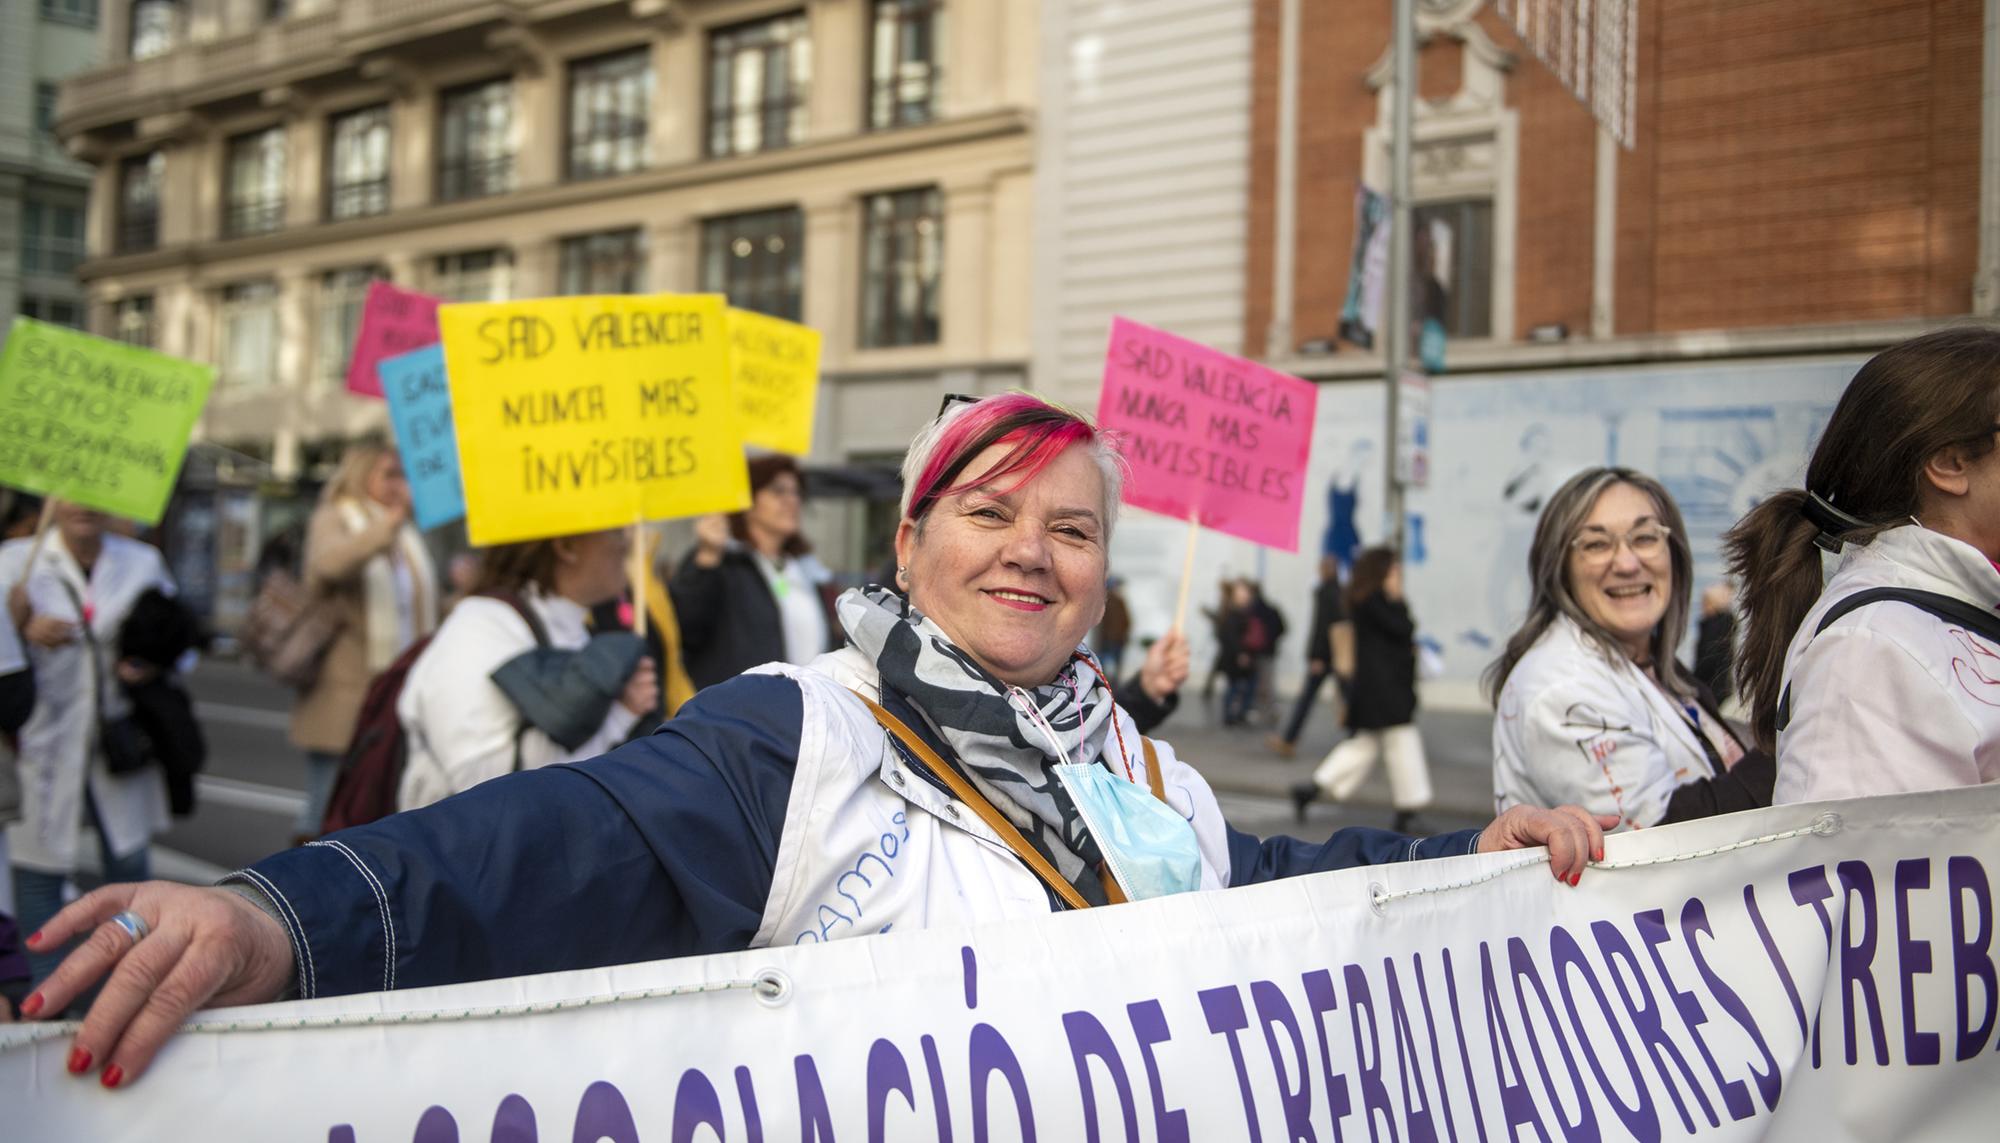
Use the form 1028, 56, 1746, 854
567, 48, 652, 181
431, 249, 514, 303
707, 12, 810, 157
40, 0, 98, 28
118, 151, 163, 253
21, 297, 84, 328
869, 1, 943, 130
317, 266, 385, 385
35, 84, 59, 143
129, 0, 177, 60
1411, 199, 1494, 340
700, 209, 803, 322
326, 105, 391, 221
219, 281, 281, 388
265, 0, 288, 19
20, 198, 85, 277
438, 78, 516, 202
223, 126, 287, 239
111, 294, 156, 347
558, 230, 647, 296
859, 188, 941, 348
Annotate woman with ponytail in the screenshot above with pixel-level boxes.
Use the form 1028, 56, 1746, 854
1489, 468, 1769, 831
1723, 327, 2000, 802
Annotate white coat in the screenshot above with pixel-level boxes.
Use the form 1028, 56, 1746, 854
1776, 525, 2000, 802
750, 647, 1233, 947
7, 532, 173, 873
1492, 614, 1717, 830
396, 589, 641, 811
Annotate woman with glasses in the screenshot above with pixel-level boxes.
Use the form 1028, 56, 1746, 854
671, 454, 837, 692
1488, 468, 1770, 830
1725, 327, 2000, 802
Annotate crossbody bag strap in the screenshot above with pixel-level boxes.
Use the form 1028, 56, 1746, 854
851, 691, 1092, 912
1777, 587, 2000, 732
54, 577, 109, 727
1140, 737, 1165, 801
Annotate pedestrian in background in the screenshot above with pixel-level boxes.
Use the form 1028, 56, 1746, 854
1290, 548, 1431, 830
8, 503, 176, 988
397, 532, 657, 811
1095, 578, 1131, 679
1246, 581, 1288, 725
1218, 579, 1261, 726
288, 441, 438, 844
1491, 468, 1769, 830
1726, 326, 2000, 801
1269, 555, 1347, 758
672, 455, 836, 692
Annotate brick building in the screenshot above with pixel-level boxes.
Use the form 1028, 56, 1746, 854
1248, 0, 1986, 368
1079, 0, 1999, 705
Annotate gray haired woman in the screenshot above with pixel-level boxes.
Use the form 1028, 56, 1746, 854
1487, 467, 1771, 831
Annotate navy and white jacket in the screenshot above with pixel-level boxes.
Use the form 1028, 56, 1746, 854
230, 648, 1482, 999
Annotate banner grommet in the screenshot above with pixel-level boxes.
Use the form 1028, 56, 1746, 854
753, 969, 793, 1008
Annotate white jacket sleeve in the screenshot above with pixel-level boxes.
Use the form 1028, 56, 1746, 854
1500, 676, 1682, 830
397, 601, 640, 809
1775, 625, 1980, 803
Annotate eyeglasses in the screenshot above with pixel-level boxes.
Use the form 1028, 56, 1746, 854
1569, 523, 1672, 565
936, 392, 979, 420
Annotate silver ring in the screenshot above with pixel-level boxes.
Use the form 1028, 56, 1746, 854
108, 910, 150, 946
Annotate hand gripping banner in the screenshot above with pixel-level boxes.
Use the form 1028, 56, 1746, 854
7, 786, 2000, 1139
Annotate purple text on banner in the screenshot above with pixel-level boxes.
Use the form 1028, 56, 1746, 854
346, 280, 443, 399
378, 344, 465, 532
1096, 316, 1318, 552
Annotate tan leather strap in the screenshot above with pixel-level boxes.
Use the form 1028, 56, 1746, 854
1141, 738, 1164, 801
855, 693, 1093, 911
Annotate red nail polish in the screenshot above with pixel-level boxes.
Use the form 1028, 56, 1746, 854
67, 1047, 92, 1075
19, 993, 43, 1018
24, 929, 40, 946
1570, 872, 1581, 887
101, 1065, 124, 1089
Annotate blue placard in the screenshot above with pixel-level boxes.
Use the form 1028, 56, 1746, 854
379, 343, 466, 531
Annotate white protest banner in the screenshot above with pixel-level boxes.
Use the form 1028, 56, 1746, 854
7, 787, 1999, 1139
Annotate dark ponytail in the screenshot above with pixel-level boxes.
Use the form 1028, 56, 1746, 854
1722, 491, 1832, 754
1723, 326, 2000, 754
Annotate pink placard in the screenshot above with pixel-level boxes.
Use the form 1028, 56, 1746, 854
345, 280, 443, 398
1097, 316, 1318, 552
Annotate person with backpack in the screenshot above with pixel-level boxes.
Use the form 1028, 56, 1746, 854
1489, 468, 1770, 831
1725, 327, 2000, 801
288, 442, 438, 843
394, 531, 657, 812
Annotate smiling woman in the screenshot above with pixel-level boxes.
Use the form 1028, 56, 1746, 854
1488, 467, 1772, 831
21, 393, 1615, 1088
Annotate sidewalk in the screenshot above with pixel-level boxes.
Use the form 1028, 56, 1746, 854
1151, 688, 1496, 819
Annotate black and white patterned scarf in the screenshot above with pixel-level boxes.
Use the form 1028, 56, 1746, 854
838, 585, 1119, 905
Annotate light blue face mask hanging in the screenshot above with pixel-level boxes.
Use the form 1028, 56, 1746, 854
1054, 762, 1203, 901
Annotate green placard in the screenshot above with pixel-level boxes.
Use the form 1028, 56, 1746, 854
0, 317, 216, 525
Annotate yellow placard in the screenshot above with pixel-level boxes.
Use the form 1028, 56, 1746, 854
728, 307, 822, 457
440, 294, 750, 547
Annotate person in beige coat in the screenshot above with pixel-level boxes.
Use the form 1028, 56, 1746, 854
289, 441, 438, 842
